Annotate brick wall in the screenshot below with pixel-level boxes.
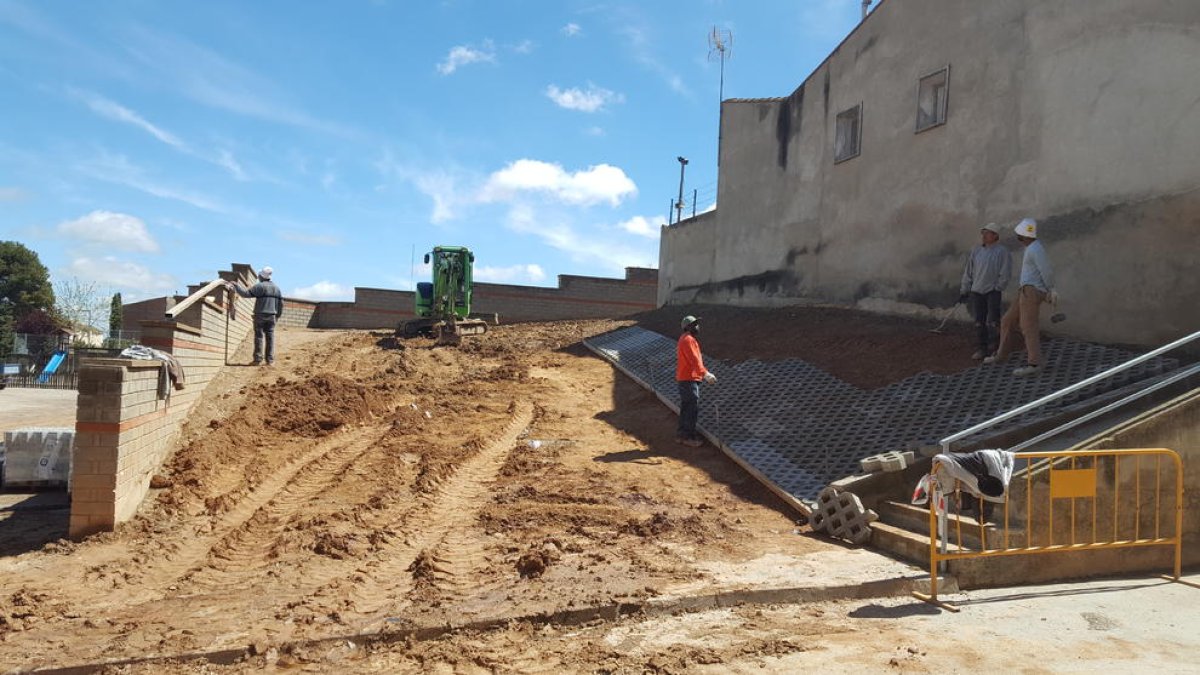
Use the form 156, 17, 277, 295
279, 298, 317, 328
121, 297, 172, 334
71, 267, 258, 538
310, 267, 658, 329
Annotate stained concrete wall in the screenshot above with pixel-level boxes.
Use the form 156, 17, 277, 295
1083, 390, 1200, 558
661, 0, 1200, 346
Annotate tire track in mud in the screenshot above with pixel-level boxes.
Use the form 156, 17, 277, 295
181, 429, 386, 590
334, 401, 534, 620
130, 426, 383, 592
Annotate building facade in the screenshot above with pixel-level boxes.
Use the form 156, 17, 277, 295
660, 0, 1200, 346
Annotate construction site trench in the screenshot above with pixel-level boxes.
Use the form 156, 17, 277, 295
5, 305, 1185, 673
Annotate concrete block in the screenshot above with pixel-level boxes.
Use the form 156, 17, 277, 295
2, 428, 74, 487
860, 450, 911, 473
809, 486, 878, 545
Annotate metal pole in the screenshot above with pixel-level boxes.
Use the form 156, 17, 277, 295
676, 156, 688, 224
692, 189, 698, 217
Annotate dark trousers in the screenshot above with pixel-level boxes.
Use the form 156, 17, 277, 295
253, 314, 277, 363
970, 291, 1002, 353
677, 380, 700, 440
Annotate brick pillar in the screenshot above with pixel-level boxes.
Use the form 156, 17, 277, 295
70, 363, 125, 537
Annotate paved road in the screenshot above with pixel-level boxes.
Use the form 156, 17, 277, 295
0, 387, 77, 434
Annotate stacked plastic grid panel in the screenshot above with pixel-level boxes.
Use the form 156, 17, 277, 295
585, 327, 1176, 504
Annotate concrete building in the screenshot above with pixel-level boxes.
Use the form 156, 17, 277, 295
660, 0, 1200, 347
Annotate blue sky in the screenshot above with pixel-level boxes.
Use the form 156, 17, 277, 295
1, 0, 865, 305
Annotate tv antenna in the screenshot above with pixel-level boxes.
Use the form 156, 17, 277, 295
707, 27, 733, 104
708, 27, 732, 167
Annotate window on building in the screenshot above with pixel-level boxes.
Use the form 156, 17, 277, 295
834, 104, 862, 163
916, 66, 949, 132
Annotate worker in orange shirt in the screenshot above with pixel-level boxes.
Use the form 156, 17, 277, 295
676, 315, 717, 447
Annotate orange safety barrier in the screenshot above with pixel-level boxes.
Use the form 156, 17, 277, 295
914, 448, 1196, 611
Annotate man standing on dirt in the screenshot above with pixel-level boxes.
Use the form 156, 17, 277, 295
958, 222, 1012, 360
226, 266, 284, 366
985, 218, 1057, 376
676, 315, 716, 447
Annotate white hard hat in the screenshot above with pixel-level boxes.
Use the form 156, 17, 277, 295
981, 222, 1002, 235
259, 266, 273, 279
1014, 218, 1037, 239
680, 315, 700, 329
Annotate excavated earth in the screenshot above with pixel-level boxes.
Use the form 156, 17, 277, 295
0, 306, 1017, 672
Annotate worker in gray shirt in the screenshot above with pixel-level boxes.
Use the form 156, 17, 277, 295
986, 219, 1057, 376
226, 266, 284, 366
959, 222, 1012, 360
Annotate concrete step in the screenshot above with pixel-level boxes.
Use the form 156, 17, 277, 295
869, 521, 931, 566
878, 501, 1029, 552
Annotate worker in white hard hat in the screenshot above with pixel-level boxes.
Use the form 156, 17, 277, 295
225, 266, 284, 366
959, 222, 1012, 359
676, 315, 717, 447
985, 219, 1057, 376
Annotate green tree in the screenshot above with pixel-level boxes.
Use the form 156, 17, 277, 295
0, 241, 56, 317
109, 292, 123, 339
0, 241, 55, 359
0, 300, 13, 358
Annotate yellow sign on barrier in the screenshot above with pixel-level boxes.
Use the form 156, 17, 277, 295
1050, 468, 1097, 499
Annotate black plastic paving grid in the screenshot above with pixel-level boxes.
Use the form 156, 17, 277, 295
585, 327, 1178, 503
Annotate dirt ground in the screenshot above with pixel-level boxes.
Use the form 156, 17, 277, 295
0, 305, 1113, 673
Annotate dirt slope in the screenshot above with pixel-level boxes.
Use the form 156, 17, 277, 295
0, 319, 860, 671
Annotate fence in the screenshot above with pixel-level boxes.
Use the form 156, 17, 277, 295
914, 447, 1194, 611
1, 371, 79, 390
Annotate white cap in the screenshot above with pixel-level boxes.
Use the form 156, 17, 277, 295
981, 222, 1001, 235
1014, 218, 1037, 239
259, 266, 273, 280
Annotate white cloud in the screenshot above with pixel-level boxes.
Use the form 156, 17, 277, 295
415, 171, 466, 223
436, 41, 497, 75
291, 281, 354, 301
66, 255, 175, 294
216, 149, 248, 181
585, 126, 605, 137
278, 230, 341, 247
124, 26, 356, 138
512, 39, 534, 54
617, 19, 690, 97
545, 84, 624, 113
72, 89, 186, 150
76, 152, 231, 213
0, 187, 28, 202
372, 150, 474, 223
617, 215, 662, 239
57, 211, 159, 253
474, 264, 546, 284
503, 204, 657, 273
562, 23, 582, 37
480, 159, 636, 207
71, 89, 256, 181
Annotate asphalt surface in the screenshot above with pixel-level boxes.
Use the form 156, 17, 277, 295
0, 387, 77, 435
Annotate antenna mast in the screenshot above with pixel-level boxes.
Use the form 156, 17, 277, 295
708, 27, 733, 168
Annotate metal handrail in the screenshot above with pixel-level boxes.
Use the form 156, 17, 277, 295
940, 329, 1200, 452
165, 278, 227, 320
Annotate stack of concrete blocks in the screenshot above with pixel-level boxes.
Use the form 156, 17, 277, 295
2, 428, 74, 488
809, 487, 878, 544
859, 450, 917, 473
70, 265, 258, 538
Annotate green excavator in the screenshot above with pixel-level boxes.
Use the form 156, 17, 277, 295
399, 245, 493, 345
